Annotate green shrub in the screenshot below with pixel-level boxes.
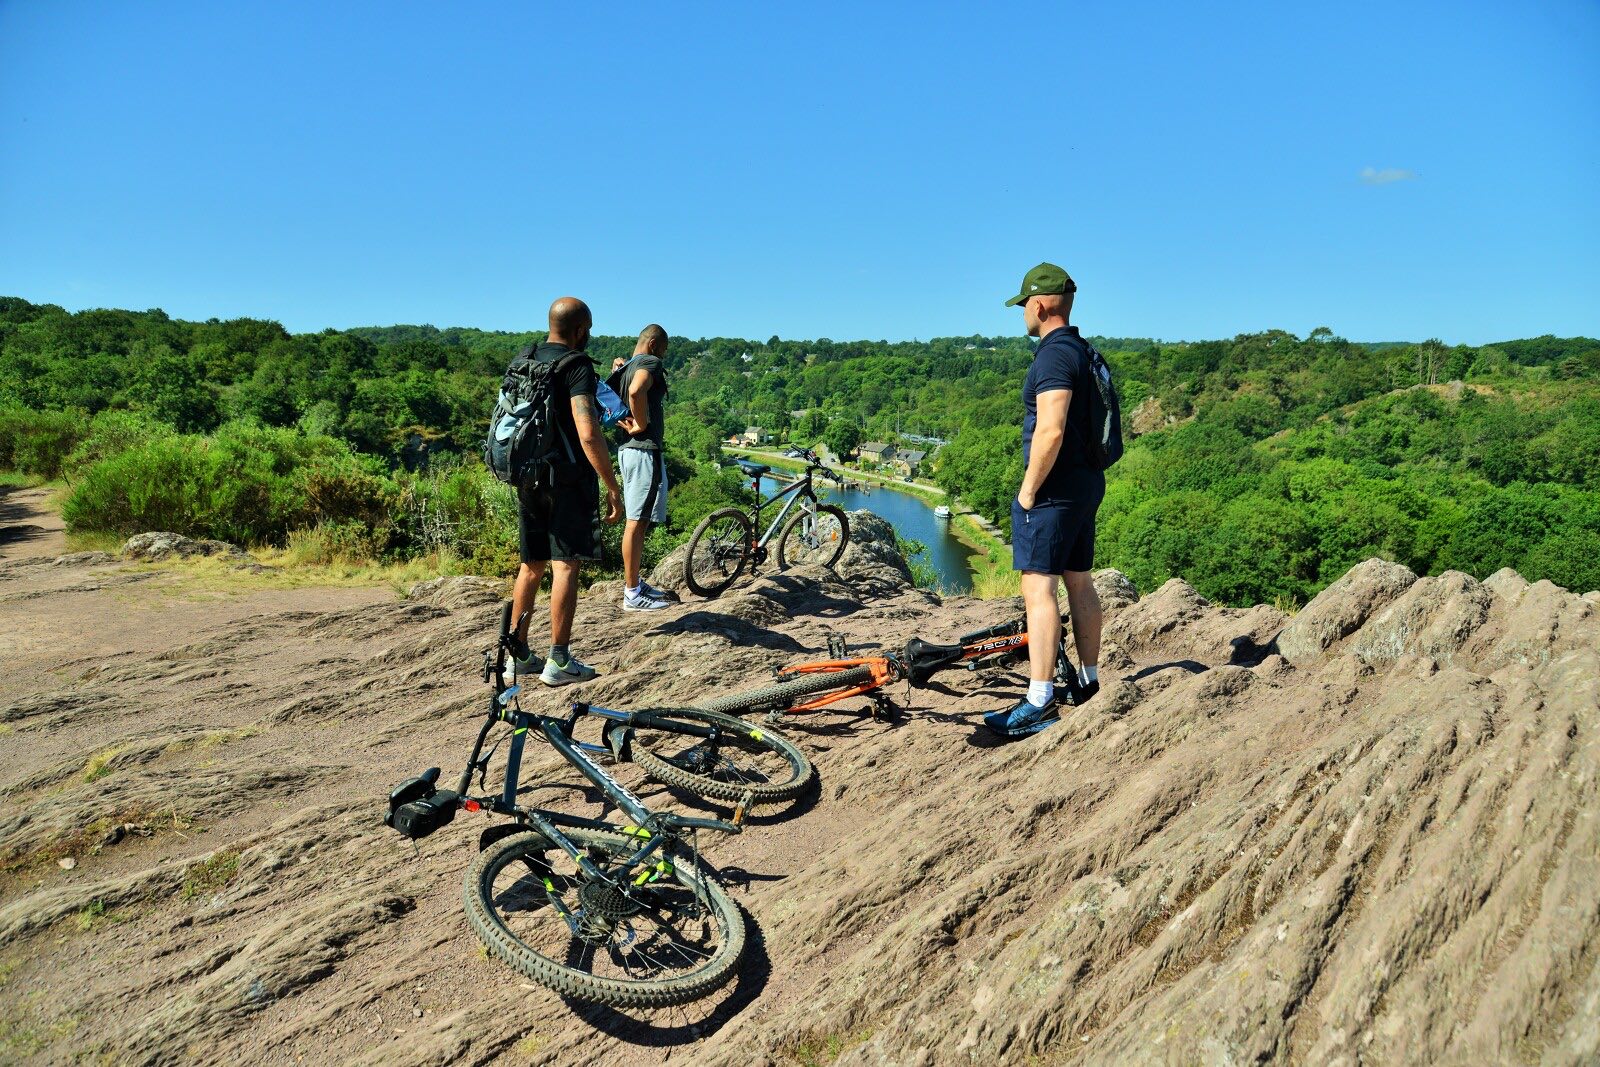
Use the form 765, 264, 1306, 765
63, 408, 174, 476
0, 406, 83, 479
399, 459, 519, 574
62, 422, 398, 545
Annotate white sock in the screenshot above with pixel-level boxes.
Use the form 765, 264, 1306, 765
1079, 665, 1098, 686
1027, 679, 1054, 707
626, 584, 640, 598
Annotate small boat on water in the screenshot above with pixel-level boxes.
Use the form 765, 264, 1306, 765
934, 505, 951, 519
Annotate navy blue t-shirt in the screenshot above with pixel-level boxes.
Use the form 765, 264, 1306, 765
1022, 326, 1104, 503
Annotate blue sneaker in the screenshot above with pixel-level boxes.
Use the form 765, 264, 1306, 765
983, 697, 1059, 738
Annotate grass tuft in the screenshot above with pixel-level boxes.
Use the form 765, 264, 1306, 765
783, 1028, 876, 1066
181, 850, 240, 901
81, 748, 121, 782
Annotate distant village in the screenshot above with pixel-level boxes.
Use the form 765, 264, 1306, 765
729, 424, 942, 480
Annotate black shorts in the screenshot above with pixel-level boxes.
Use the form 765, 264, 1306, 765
517, 476, 601, 564
1011, 490, 1102, 575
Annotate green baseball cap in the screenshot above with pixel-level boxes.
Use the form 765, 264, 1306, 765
1004, 262, 1076, 306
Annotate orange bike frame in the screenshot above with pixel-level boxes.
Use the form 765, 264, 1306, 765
772, 628, 1030, 712
777, 658, 899, 711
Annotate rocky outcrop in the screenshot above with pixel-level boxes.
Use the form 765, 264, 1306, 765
406, 575, 503, 610
1128, 395, 1183, 437
121, 531, 249, 562
0, 553, 1595, 1066
1276, 557, 1418, 665
649, 508, 915, 597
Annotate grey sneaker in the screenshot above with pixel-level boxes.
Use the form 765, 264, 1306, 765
511, 652, 545, 680
639, 581, 680, 603
623, 588, 671, 612
541, 654, 597, 687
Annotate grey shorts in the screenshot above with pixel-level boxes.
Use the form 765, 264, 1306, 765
620, 448, 667, 523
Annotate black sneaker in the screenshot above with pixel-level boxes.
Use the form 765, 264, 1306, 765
1065, 678, 1100, 706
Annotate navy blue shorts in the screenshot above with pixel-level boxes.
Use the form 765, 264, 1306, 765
1011, 494, 1101, 574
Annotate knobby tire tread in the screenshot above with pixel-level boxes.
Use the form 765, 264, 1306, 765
776, 504, 850, 572
683, 507, 753, 599
464, 828, 745, 1008
697, 665, 878, 715
630, 707, 815, 803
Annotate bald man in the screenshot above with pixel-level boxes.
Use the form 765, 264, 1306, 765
508, 296, 623, 687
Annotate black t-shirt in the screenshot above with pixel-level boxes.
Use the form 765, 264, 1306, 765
531, 341, 597, 473
616, 353, 667, 452
1022, 326, 1104, 502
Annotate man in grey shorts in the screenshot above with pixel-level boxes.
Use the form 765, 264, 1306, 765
612, 324, 678, 612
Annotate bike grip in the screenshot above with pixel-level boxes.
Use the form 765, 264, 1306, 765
499, 601, 512, 638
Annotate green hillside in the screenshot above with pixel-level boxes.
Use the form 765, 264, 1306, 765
2, 295, 1596, 601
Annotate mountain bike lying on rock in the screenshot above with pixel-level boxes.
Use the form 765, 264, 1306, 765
696, 616, 1081, 719
683, 446, 851, 598
380, 604, 807, 1006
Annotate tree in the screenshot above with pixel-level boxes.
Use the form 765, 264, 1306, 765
824, 419, 861, 459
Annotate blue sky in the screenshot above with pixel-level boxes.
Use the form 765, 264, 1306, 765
1, 1, 1595, 344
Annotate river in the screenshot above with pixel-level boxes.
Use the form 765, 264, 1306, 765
751, 471, 978, 593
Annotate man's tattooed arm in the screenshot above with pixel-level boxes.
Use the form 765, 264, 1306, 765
571, 392, 600, 429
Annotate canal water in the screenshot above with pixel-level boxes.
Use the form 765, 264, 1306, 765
751, 472, 978, 593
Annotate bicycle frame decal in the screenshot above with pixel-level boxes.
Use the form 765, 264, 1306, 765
556, 727, 652, 822
755, 475, 814, 548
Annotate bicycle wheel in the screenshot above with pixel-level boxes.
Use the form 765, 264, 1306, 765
776, 503, 849, 571
629, 707, 815, 804
684, 508, 753, 598
697, 665, 878, 716
464, 828, 745, 1008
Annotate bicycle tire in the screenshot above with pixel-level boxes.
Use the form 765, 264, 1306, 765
629, 707, 815, 803
698, 664, 878, 716
684, 508, 753, 599
464, 828, 745, 1008
776, 503, 850, 571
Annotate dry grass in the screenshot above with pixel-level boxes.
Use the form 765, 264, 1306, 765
132, 547, 476, 598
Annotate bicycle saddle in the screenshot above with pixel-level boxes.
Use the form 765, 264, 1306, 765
736, 460, 771, 477
903, 637, 966, 685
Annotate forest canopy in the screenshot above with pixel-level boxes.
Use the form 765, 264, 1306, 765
2, 295, 1597, 602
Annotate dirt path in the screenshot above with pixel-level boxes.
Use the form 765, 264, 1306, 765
0, 485, 66, 561
0, 527, 1595, 1065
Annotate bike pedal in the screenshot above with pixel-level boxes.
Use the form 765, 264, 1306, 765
731, 791, 757, 826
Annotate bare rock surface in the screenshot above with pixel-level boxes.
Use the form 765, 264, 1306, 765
407, 575, 504, 610
0, 544, 1595, 1066
1276, 557, 1419, 665
122, 531, 250, 562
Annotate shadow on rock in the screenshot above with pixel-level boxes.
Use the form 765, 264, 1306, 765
1129, 659, 1209, 682
651, 611, 810, 653
564, 908, 772, 1046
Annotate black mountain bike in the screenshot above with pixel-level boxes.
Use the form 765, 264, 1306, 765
382, 604, 791, 1006
683, 446, 851, 598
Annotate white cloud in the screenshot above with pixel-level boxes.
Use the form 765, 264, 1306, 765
1360, 167, 1417, 186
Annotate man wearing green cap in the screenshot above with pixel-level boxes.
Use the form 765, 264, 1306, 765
984, 263, 1106, 738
